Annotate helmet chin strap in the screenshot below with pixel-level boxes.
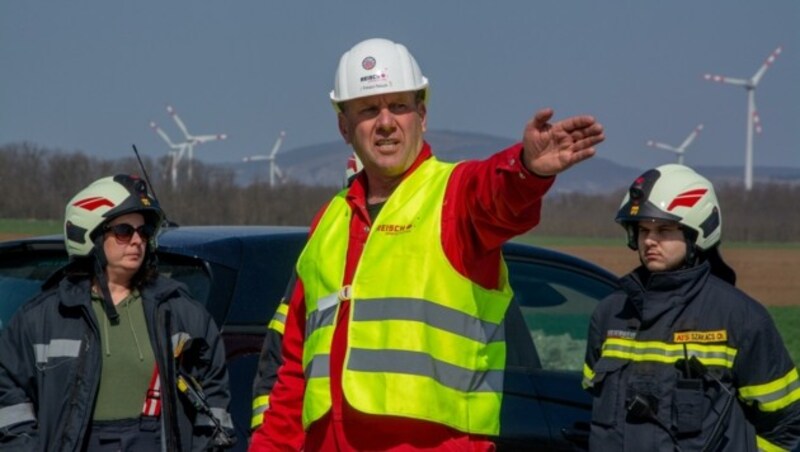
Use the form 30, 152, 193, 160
92, 236, 119, 324
682, 230, 700, 269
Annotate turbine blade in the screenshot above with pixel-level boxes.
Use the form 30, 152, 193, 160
679, 124, 704, 150
243, 155, 269, 162
269, 130, 286, 158
753, 109, 763, 134
193, 134, 227, 144
703, 73, 749, 87
167, 104, 191, 139
150, 121, 178, 148
752, 46, 782, 86
647, 140, 680, 153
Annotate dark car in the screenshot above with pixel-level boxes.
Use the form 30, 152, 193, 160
0, 226, 618, 450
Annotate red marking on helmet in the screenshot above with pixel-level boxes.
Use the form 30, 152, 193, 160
667, 189, 707, 211
73, 196, 115, 211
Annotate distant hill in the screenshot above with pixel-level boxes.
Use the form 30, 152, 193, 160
225, 130, 800, 194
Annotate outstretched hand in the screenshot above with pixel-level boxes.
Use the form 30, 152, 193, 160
522, 108, 605, 177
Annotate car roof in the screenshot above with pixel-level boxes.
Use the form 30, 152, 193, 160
0, 226, 615, 282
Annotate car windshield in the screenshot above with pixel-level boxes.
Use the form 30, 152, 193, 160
0, 249, 211, 331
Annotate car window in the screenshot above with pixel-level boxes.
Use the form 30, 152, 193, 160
507, 259, 615, 372
0, 249, 211, 331
0, 250, 67, 331
158, 255, 212, 306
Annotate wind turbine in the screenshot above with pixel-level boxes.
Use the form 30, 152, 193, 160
165, 104, 227, 182
243, 131, 286, 187
149, 121, 188, 188
703, 46, 782, 191
646, 123, 704, 165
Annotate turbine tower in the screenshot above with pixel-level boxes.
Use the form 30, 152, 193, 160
243, 131, 286, 187
646, 124, 704, 165
149, 121, 188, 188
703, 46, 782, 191
165, 104, 227, 181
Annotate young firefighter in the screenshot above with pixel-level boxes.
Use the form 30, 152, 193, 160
583, 164, 800, 451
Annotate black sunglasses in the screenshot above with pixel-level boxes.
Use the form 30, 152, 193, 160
104, 223, 156, 243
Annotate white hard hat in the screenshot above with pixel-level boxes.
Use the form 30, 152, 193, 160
616, 164, 722, 251
330, 38, 429, 112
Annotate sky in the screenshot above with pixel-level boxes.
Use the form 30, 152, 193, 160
2, 1, 799, 173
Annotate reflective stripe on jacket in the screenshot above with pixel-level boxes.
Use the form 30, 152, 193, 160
296, 157, 513, 435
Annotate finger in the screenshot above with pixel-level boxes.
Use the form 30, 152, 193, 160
569, 123, 605, 142
573, 133, 606, 151
559, 115, 597, 133
531, 108, 555, 130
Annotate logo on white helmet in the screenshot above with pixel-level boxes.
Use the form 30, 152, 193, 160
362, 57, 376, 70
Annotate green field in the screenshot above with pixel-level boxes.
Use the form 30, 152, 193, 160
769, 307, 800, 366
0, 219, 61, 236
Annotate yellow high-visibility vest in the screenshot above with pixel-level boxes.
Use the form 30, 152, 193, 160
296, 157, 513, 435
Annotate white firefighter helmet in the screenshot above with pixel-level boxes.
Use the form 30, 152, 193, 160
330, 38, 429, 112
616, 164, 722, 251
64, 175, 164, 258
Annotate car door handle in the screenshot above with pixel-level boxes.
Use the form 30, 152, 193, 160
561, 421, 590, 448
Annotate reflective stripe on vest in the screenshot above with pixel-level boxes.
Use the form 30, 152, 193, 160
296, 157, 513, 435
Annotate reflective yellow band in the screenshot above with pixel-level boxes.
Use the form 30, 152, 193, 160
582, 363, 595, 389
267, 302, 290, 334
252, 395, 269, 410
601, 337, 737, 368
740, 368, 800, 412
756, 434, 788, 452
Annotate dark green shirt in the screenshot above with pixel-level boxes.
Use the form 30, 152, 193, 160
90, 290, 156, 421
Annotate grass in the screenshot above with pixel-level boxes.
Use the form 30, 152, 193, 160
0, 219, 61, 236
769, 307, 800, 367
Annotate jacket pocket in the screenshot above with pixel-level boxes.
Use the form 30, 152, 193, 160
590, 358, 628, 427
672, 378, 707, 437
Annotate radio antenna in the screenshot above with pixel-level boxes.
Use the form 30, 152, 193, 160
132, 144, 160, 201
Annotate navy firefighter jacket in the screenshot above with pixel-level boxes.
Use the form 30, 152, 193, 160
583, 261, 800, 452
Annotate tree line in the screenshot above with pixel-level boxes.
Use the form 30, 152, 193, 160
2, 142, 799, 242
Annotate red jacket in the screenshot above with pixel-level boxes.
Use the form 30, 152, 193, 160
250, 142, 554, 451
